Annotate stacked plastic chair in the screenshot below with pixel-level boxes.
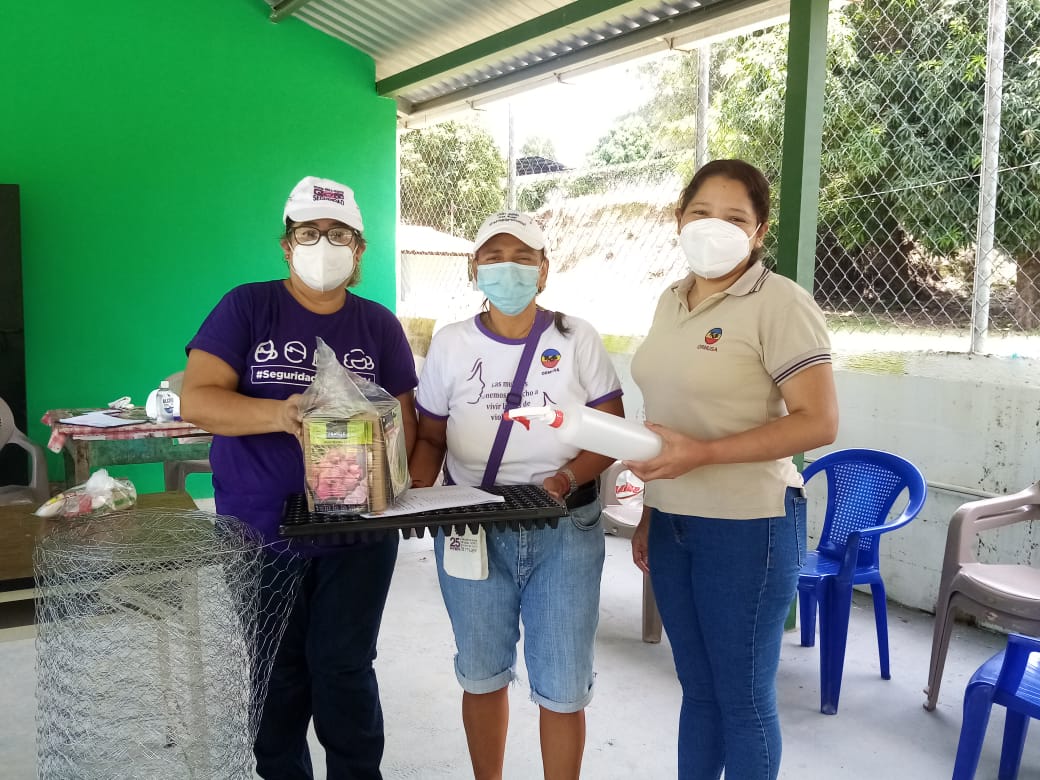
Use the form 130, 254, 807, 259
953, 632, 1040, 779
161, 371, 212, 491
924, 481, 1040, 712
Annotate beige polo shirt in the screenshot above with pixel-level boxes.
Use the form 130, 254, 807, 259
630, 262, 831, 519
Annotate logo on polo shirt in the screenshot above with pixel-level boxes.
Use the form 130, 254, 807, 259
698, 327, 723, 352
540, 349, 561, 369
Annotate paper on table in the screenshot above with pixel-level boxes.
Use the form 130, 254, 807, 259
361, 485, 505, 518
58, 411, 140, 428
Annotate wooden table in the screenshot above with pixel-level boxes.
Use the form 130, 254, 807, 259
42, 409, 212, 487
0, 491, 198, 600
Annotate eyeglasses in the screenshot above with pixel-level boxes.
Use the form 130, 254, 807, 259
290, 225, 361, 247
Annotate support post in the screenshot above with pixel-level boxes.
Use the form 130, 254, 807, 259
775, 0, 829, 290
970, 0, 1007, 354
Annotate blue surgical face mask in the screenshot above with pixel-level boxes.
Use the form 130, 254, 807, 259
476, 262, 541, 316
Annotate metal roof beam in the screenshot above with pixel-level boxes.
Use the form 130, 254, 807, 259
376, 0, 656, 97
398, 0, 787, 124
270, 0, 319, 23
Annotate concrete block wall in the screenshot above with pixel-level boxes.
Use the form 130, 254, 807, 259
817, 352, 1039, 612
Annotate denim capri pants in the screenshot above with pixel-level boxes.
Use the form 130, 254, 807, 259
433, 499, 605, 713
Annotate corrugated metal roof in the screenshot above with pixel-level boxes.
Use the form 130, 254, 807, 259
290, 0, 571, 80
263, 0, 788, 124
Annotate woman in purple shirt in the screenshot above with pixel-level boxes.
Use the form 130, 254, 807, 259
181, 176, 417, 780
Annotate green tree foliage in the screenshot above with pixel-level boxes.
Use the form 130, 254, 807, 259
515, 135, 565, 211
637, 51, 701, 170
829, 0, 1040, 325
399, 121, 506, 240
517, 177, 564, 212
554, 115, 672, 201
638, 0, 1040, 327
520, 135, 559, 160
585, 115, 655, 166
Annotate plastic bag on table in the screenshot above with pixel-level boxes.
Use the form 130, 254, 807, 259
34, 468, 138, 519
299, 337, 410, 514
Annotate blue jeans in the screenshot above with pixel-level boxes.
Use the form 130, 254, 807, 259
648, 488, 806, 780
433, 500, 605, 712
254, 534, 399, 780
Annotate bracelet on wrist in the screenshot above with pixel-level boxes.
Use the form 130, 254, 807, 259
558, 467, 579, 497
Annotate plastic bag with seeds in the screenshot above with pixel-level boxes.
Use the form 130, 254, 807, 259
299, 337, 409, 515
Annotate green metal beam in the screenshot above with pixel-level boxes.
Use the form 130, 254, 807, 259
376, 0, 645, 96
270, 0, 318, 24
775, 0, 828, 291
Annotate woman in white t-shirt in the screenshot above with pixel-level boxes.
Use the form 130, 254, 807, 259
410, 211, 623, 780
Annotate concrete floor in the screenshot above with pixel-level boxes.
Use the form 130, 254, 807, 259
2, 521, 1038, 779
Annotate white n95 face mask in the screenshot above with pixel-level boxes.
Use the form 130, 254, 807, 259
679, 218, 757, 279
291, 240, 356, 292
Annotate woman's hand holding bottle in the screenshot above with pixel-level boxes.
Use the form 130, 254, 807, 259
624, 423, 711, 482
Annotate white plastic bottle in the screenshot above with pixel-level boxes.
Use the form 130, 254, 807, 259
152, 380, 179, 423
505, 404, 662, 462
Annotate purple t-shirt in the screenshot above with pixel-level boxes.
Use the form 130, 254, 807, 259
186, 280, 417, 544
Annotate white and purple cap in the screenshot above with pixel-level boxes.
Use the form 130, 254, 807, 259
472, 211, 546, 253
283, 175, 364, 232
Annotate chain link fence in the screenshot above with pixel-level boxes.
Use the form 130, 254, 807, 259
35, 509, 300, 779
816, 0, 1040, 353
397, 0, 1039, 359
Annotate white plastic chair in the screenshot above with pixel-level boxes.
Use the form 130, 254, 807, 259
600, 461, 662, 643
0, 395, 50, 506
162, 371, 212, 492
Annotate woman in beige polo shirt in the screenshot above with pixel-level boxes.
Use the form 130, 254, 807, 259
628, 159, 838, 780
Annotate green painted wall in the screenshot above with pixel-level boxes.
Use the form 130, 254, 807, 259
0, 1, 398, 491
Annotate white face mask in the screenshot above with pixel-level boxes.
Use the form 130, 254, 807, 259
679, 218, 758, 279
291, 239, 356, 292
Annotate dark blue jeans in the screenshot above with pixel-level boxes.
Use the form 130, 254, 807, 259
648, 488, 806, 780
254, 534, 399, 780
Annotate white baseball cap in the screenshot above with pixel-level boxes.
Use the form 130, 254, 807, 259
472, 211, 546, 253
283, 176, 364, 232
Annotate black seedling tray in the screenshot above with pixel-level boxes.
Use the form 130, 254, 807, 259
279, 484, 566, 542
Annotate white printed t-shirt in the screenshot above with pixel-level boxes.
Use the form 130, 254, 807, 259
416, 312, 622, 486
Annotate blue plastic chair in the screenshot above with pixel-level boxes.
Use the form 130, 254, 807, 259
797, 448, 928, 714
953, 633, 1040, 779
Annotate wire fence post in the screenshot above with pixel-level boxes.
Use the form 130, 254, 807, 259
506, 103, 517, 210
971, 0, 1008, 354
696, 44, 710, 169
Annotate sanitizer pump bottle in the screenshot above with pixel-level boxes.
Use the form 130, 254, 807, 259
148, 380, 179, 422
504, 405, 662, 462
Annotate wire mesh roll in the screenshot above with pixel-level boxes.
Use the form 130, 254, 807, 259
34, 508, 300, 779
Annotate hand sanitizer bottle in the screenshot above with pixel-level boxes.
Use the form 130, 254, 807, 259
151, 380, 179, 423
